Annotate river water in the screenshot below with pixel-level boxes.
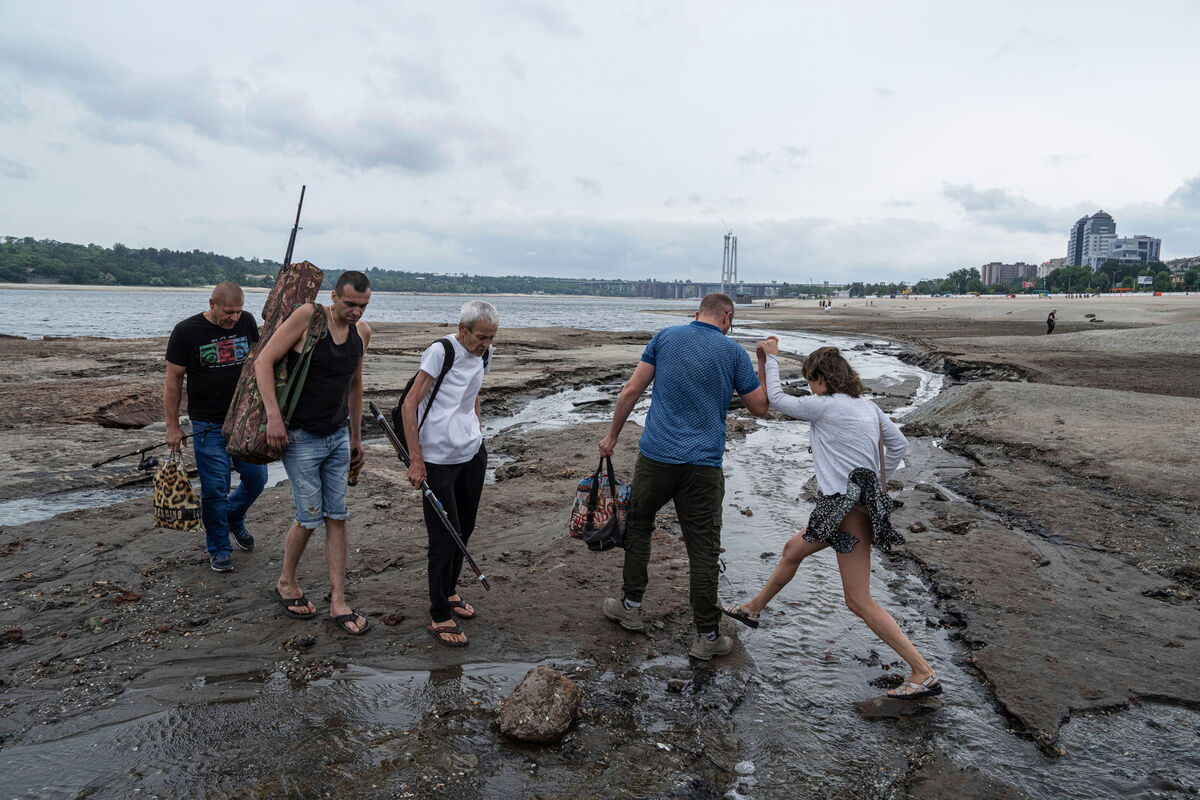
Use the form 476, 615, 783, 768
0, 288, 700, 339
4, 294, 1198, 798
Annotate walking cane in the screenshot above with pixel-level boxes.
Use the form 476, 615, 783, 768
367, 401, 490, 591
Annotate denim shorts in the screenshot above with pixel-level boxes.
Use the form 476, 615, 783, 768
282, 425, 350, 530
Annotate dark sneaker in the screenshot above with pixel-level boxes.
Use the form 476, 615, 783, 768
210, 554, 233, 573
602, 597, 644, 631
230, 528, 255, 552
689, 633, 733, 660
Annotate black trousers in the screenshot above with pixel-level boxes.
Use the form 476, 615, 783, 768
423, 445, 487, 622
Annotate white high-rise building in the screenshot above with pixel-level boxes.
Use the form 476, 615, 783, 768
1079, 211, 1116, 269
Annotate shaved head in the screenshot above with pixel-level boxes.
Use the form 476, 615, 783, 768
211, 281, 243, 304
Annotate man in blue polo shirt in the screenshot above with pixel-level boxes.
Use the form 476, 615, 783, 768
599, 292, 769, 659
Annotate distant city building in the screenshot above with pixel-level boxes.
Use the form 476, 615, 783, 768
981, 261, 1037, 285
1038, 257, 1067, 278
1064, 210, 1164, 270
1165, 255, 1200, 274
1106, 236, 1162, 267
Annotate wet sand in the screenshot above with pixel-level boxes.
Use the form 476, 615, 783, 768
2, 297, 1199, 797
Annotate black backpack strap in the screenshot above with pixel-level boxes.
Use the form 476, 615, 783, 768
418, 337, 456, 431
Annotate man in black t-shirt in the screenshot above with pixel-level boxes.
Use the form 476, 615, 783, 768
165, 281, 268, 573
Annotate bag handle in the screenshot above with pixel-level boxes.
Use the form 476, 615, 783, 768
278, 305, 328, 424
585, 456, 620, 529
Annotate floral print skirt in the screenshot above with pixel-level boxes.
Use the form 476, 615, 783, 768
802, 467, 904, 554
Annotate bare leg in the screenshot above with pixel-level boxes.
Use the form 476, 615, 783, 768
276, 523, 316, 616
739, 529, 828, 614
324, 518, 365, 632
836, 508, 933, 684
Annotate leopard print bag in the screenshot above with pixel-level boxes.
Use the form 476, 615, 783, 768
153, 452, 202, 531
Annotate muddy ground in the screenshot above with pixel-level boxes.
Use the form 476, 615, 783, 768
2, 299, 1200, 798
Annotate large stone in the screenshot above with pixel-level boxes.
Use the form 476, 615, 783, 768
497, 666, 582, 743
855, 694, 944, 720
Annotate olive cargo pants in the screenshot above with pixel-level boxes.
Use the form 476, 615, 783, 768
621, 453, 725, 633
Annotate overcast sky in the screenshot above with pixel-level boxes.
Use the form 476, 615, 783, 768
2, 1, 1198, 284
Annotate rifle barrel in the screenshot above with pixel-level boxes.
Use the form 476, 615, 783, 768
281, 185, 306, 270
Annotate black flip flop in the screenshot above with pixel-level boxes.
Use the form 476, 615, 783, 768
273, 587, 317, 620
721, 603, 760, 629
328, 611, 370, 635
428, 623, 467, 647
448, 599, 477, 619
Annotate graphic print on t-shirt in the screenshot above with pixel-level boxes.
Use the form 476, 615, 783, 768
199, 336, 250, 367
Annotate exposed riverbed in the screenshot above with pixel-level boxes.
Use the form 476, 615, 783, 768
3, 312, 1199, 799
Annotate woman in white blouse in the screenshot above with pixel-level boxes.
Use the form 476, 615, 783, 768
722, 337, 941, 700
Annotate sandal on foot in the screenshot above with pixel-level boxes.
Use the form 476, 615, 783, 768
273, 586, 317, 620
427, 623, 467, 647
328, 611, 370, 635
721, 603, 761, 629
449, 598, 477, 619
888, 671, 943, 700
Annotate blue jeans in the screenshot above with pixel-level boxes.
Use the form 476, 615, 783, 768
191, 424, 268, 558
282, 426, 350, 530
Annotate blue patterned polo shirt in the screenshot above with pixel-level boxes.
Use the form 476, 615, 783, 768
637, 320, 760, 467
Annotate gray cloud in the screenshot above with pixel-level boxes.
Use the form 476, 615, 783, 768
942, 182, 1022, 212
498, 1, 582, 37
942, 183, 1063, 234
0, 158, 31, 179
500, 54, 526, 81
1168, 174, 1200, 211
0, 33, 509, 174
0, 86, 29, 122
873, 86, 893, 98
377, 54, 460, 102
574, 176, 601, 196
736, 146, 810, 174
78, 119, 199, 166
882, 199, 914, 207
1047, 153, 1086, 165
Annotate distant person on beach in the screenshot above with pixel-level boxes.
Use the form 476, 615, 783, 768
164, 281, 266, 573
721, 339, 942, 699
400, 300, 498, 648
599, 293, 769, 660
1047, 309, 1057, 335
255, 271, 372, 635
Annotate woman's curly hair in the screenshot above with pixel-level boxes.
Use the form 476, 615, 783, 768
802, 346, 864, 397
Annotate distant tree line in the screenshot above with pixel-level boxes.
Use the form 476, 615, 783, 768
0, 237, 659, 296
6, 236, 1197, 297
0, 237, 279, 288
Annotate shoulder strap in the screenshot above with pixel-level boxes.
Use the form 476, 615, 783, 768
483, 346, 490, 369
278, 304, 327, 424
418, 337, 456, 431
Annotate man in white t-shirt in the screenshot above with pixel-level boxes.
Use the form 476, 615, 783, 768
400, 300, 498, 647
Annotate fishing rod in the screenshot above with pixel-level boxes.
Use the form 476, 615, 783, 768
89, 424, 223, 469
367, 401, 490, 591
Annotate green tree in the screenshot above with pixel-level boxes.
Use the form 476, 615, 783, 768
1153, 270, 1172, 292
1185, 269, 1199, 291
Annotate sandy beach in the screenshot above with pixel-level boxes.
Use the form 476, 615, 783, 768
1, 295, 1198, 798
